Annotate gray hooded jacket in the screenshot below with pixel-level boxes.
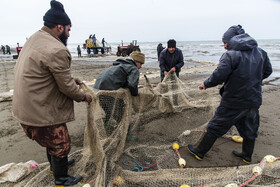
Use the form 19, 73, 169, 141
94, 58, 139, 96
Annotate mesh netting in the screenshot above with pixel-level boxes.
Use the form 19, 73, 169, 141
2, 73, 280, 187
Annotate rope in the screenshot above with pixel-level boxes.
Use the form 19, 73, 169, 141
142, 151, 177, 171
122, 158, 150, 172
239, 157, 280, 187
122, 151, 177, 172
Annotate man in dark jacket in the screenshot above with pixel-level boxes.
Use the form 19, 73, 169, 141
187, 25, 272, 164
159, 39, 184, 81
5, 45, 11, 54
157, 43, 164, 61
1, 45, 5, 54
94, 51, 145, 139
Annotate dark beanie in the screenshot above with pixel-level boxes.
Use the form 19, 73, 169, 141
43, 0, 71, 25
167, 39, 176, 48
222, 25, 245, 43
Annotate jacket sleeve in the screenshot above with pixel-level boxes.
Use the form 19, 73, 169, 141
175, 50, 184, 70
49, 49, 85, 102
159, 51, 167, 72
262, 52, 273, 80
204, 53, 233, 88
127, 66, 140, 96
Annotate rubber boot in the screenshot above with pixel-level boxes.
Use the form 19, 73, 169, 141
126, 126, 138, 141
48, 149, 75, 174
187, 132, 217, 160
126, 134, 138, 141
232, 138, 255, 164
47, 149, 53, 173
52, 156, 82, 186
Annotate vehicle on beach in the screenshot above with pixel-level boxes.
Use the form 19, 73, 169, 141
116, 40, 140, 57
13, 43, 23, 59
83, 37, 111, 55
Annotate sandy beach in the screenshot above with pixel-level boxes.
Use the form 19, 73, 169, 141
0, 56, 280, 184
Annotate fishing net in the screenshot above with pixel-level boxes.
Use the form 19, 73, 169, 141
3, 73, 280, 187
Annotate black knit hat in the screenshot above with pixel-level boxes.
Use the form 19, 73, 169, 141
167, 39, 176, 48
222, 25, 245, 43
43, 0, 71, 25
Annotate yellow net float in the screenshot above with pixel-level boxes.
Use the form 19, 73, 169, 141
224, 183, 238, 187
82, 184, 91, 187
180, 185, 190, 187
178, 158, 186, 167
231, 135, 243, 143
172, 142, 180, 150
114, 176, 124, 186
252, 166, 262, 175
264, 155, 276, 163
182, 130, 191, 136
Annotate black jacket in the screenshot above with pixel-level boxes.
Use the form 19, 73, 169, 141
157, 44, 164, 58
204, 33, 272, 108
94, 58, 139, 96
159, 48, 184, 72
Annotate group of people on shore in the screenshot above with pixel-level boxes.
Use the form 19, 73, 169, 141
11, 0, 272, 186
1, 45, 11, 55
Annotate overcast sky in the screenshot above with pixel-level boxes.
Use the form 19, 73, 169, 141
1, 0, 280, 46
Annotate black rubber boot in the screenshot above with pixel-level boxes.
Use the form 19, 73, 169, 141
52, 156, 82, 186
47, 149, 52, 173
232, 138, 255, 164
187, 132, 217, 160
126, 134, 138, 141
48, 150, 75, 174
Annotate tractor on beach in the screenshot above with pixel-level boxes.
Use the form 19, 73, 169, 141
116, 40, 140, 57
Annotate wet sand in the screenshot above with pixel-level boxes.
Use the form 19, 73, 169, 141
0, 56, 279, 170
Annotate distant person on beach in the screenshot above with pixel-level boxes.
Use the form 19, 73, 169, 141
5, 45, 11, 55
187, 25, 272, 164
77, 45, 81, 57
12, 1, 92, 186
102, 38, 105, 47
1, 45, 5, 54
157, 43, 164, 60
159, 39, 184, 81
92, 34, 96, 46
94, 51, 145, 140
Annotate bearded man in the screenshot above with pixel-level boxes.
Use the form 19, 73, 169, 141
12, 1, 92, 186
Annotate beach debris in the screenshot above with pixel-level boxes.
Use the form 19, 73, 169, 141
0, 89, 13, 102
0, 160, 38, 183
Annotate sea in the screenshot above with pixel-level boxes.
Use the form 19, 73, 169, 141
1, 39, 280, 82
70, 39, 280, 81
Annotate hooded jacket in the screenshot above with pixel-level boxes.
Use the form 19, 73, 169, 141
159, 48, 184, 72
94, 58, 140, 96
12, 26, 85, 127
204, 33, 272, 108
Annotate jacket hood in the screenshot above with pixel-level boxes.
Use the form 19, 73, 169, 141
114, 58, 136, 66
227, 33, 258, 51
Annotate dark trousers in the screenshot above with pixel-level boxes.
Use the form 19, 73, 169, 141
207, 106, 260, 140
21, 123, 71, 158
